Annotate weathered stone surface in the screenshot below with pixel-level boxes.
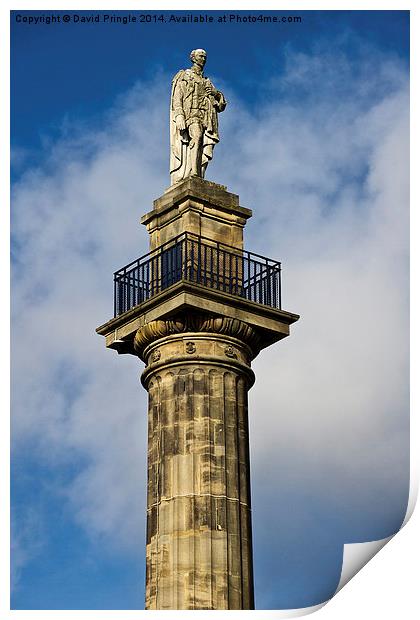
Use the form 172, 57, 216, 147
134, 313, 260, 360
96, 283, 299, 354
142, 177, 251, 251
142, 325, 255, 609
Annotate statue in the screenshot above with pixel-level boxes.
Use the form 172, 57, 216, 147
170, 49, 227, 185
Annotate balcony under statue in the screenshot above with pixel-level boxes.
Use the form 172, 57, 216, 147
96, 49, 299, 611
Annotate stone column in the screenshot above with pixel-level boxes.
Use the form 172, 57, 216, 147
134, 313, 259, 610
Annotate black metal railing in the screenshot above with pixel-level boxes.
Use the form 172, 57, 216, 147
113, 232, 281, 316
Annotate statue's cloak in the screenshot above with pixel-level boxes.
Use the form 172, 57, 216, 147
170, 70, 190, 184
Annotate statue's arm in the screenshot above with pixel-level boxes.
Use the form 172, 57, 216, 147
205, 79, 227, 113
215, 90, 227, 112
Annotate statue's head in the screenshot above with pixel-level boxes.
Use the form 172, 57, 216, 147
190, 49, 207, 68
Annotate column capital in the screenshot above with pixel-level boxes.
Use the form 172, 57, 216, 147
133, 311, 261, 360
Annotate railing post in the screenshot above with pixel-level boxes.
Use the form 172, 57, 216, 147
279, 264, 282, 309
185, 236, 189, 281
114, 276, 116, 317
272, 264, 277, 309
197, 236, 201, 284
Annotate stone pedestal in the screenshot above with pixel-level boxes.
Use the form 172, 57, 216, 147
96, 178, 299, 610
141, 177, 252, 251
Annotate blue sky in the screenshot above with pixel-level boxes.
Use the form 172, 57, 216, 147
11, 10, 409, 611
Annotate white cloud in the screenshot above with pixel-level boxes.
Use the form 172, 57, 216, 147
11, 47, 409, 586
214, 53, 409, 555
11, 508, 45, 591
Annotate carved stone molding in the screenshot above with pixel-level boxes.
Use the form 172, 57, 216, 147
185, 341, 196, 354
134, 312, 260, 357
151, 349, 161, 362
224, 345, 237, 359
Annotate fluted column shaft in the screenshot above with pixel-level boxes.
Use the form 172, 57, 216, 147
135, 316, 258, 610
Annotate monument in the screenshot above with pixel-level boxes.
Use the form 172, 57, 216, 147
96, 50, 299, 610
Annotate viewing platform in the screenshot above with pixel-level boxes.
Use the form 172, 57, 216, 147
97, 178, 299, 356
113, 232, 282, 317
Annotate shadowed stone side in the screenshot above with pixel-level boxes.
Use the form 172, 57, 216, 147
137, 317, 255, 609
